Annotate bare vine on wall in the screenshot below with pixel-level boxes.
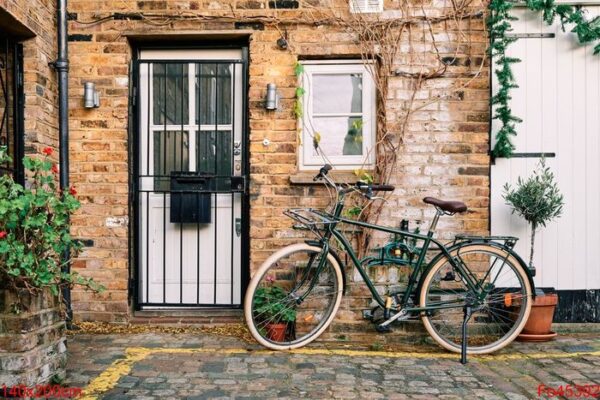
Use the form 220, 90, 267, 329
73, 0, 489, 255
305, 0, 488, 255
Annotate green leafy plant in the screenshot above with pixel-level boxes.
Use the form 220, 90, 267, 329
0, 146, 103, 304
503, 158, 564, 267
488, 0, 600, 158
253, 281, 296, 324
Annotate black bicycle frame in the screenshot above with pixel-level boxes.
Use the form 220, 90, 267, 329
308, 194, 489, 313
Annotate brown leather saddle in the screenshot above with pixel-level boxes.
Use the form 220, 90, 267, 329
423, 197, 468, 213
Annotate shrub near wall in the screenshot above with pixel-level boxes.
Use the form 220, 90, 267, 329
0, 147, 102, 387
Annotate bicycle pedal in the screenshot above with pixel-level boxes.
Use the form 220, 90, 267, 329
375, 324, 392, 333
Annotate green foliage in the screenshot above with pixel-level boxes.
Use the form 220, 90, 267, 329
312, 131, 321, 150
345, 206, 363, 218
503, 158, 563, 229
503, 158, 564, 266
354, 169, 373, 184
253, 283, 296, 323
294, 62, 304, 77
488, 0, 600, 157
369, 342, 384, 351
294, 86, 305, 119
0, 146, 104, 298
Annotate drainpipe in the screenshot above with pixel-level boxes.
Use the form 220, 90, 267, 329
55, 0, 73, 327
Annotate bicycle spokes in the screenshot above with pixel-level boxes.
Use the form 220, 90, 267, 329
422, 247, 530, 352
249, 248, 341, 345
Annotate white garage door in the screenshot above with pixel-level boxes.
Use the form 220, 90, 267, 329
491, 7, 600, 290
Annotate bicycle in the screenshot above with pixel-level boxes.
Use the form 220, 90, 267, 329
244, 164, 535, 355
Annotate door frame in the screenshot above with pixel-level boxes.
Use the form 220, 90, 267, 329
129, 41, 250, 310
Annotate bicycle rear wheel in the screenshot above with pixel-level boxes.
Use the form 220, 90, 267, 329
420, 244, 532, 354
244, 243, 344, 350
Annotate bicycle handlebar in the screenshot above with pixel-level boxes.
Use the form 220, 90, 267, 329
313, 164, 333, 181
314, 165, 395, 198
358, 183, 395, 192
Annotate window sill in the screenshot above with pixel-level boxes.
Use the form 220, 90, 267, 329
289, 171, 364, 185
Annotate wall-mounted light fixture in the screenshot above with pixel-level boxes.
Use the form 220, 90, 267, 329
265, 83, 279, 110
83, 82, 100, 108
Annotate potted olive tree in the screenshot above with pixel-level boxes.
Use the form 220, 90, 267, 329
503, 158, 564, 341
0, 146, 103, 386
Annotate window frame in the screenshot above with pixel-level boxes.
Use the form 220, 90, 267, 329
298, 60, 376, 171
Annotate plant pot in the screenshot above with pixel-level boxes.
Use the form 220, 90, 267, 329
266, 323, 287, 342
517, 292, 558, 342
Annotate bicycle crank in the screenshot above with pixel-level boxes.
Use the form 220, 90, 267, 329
376, 309, 409, 332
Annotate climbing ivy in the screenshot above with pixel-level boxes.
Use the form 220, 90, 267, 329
488, 0, 600, 158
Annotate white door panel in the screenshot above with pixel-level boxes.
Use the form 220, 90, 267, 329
137, 49, 245, 306
491, 8, 600, 290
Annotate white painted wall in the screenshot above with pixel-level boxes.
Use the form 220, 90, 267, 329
491, 7, 600, 290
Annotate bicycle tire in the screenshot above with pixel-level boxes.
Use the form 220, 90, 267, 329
244, 243, 344, 350
419, 243, 532, 354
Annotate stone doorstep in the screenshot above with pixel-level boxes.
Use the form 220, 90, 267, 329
130, 308, 244, 326
0, 321, 66, 353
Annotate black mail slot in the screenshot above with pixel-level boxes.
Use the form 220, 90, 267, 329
170, 172, 213, 224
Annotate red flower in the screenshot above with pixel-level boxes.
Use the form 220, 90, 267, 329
51, 164, 59, 174
0, 231, 7, 239
42, 147, 53, 156
69, 186, 77, 196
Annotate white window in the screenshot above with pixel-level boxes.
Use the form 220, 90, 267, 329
350, 0, 383, 14
299, 61, 376, 170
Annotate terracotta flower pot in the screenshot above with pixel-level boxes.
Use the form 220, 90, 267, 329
266, 323, 287, 342
517, 292, 558, 342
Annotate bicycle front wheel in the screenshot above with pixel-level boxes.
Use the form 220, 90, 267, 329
244, 243, 344, 350
420, 244, 532, 354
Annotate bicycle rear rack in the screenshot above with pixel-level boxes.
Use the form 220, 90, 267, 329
454, 235, 518, 250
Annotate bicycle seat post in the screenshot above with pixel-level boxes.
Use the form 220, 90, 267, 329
428, 208, 444, 234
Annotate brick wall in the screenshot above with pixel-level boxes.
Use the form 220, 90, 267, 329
0, 288, 67, 387
67, 0, 490, 325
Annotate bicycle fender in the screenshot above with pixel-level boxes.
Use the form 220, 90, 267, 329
416, 241, 536, 301
305, 240, 347, 295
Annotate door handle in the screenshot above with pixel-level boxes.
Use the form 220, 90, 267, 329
235, 218, 242, 237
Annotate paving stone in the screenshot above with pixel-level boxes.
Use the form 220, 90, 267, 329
65, 332, 600, 399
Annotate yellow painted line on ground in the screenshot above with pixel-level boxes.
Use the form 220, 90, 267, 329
78, 348, 152, 400
79, 347, 600, 399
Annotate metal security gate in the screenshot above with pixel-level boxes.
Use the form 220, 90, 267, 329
134, 49, 248, 308
0, 34, 23, 183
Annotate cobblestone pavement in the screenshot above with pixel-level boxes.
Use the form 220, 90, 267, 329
65, 330, 600, 399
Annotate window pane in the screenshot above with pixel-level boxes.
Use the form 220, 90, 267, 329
153, 130, 189, 190
313, 74, 362, 114
196, 130, 232, 190
311, 117, 363, 157
196, 64, 232, 126
152, 64, 189, 125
